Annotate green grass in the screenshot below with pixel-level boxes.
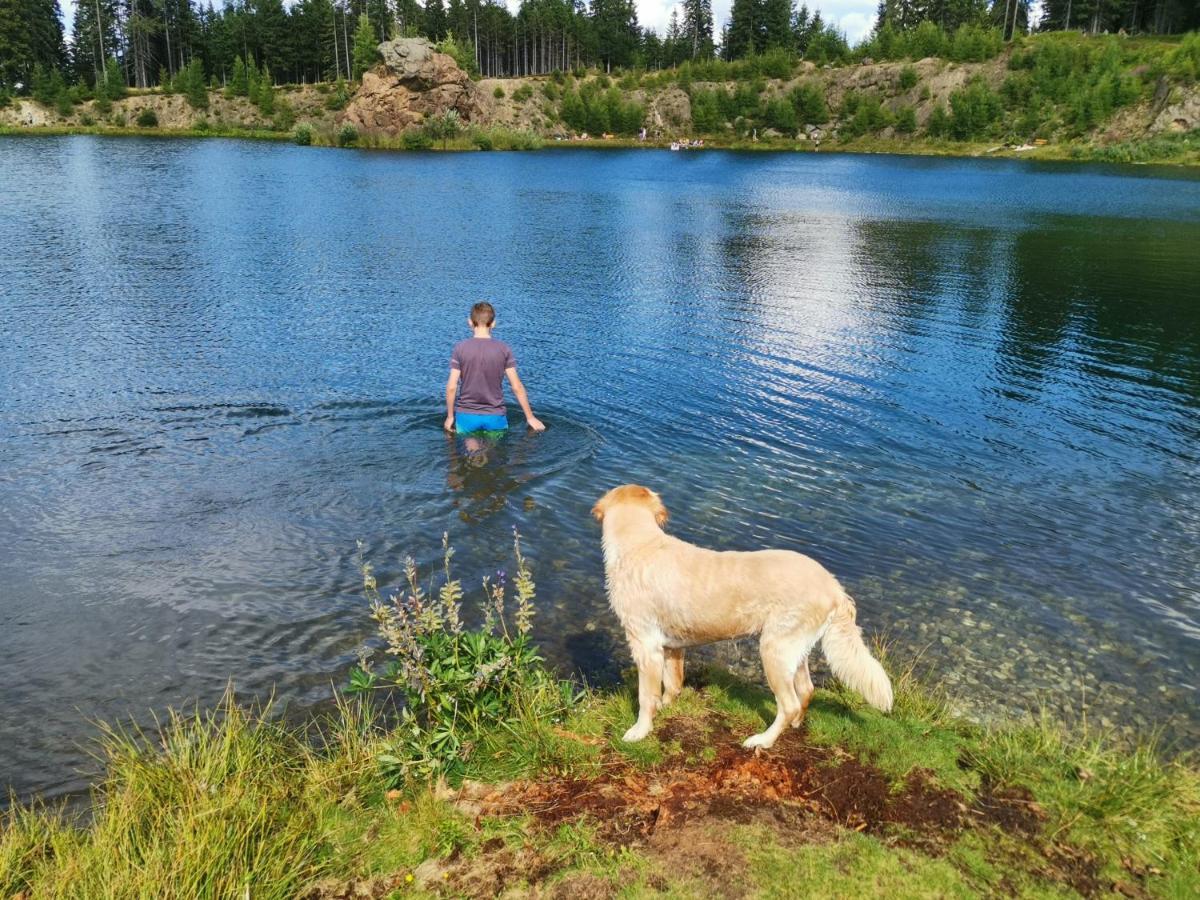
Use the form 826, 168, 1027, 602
2, 658, 1197, 897
737, 824, 977, 898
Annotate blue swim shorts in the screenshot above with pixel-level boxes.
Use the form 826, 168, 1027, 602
455, 411, 508, 434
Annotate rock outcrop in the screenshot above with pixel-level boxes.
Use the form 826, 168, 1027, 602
341, 37, 484, 134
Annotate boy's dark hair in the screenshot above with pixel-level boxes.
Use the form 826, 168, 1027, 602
470, 302, 496, 327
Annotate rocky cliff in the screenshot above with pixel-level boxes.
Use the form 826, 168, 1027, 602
340, 38, 484, 134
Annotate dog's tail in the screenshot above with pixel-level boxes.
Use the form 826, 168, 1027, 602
819, 594, 893, 713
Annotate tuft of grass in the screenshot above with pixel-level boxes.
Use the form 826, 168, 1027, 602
0, 688, 387, 899
968, 716, 1200, 887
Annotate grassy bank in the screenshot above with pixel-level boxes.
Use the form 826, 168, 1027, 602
3, 536, 1198, 898
6, 121, 1199, 168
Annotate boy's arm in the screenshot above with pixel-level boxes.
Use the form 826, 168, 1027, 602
444, 369, 460, 432
505, 367, 545, 431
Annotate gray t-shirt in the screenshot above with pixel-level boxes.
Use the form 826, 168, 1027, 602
451, 337, 514, 416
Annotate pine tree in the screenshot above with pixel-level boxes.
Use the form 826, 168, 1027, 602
183, 56, 207, 108
725, 0, 760, 59
103, 56, 126, 98
762, 0, 794, 49
682, 0, 714, 59
424, 0, 447, 40
0, 0, 67, 90
256, 64, 274, 112
229, 55, 250, 96
352, 11, 380, 78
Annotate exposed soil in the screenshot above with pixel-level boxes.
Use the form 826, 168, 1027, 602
479, 719, 966, 848
302, 708, 1122, 899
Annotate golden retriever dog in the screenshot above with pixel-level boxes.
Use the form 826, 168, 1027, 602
592, 485, 893, 749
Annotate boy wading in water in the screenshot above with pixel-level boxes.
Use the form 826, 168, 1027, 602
445, 302, 546, 434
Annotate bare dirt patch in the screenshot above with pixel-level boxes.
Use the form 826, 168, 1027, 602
475, 717, 967, 849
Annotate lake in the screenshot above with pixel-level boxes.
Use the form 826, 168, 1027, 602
1, 137, 1198, 802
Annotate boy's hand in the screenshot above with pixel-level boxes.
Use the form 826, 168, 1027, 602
443, 415, 455, 432
526, 415, 546, 432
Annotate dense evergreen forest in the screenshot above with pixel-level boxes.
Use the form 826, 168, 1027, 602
1, 0, 1198, 97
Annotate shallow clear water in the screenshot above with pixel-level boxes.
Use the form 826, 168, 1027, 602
2, 137, 1199, 801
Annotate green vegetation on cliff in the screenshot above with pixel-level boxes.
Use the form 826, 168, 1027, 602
2, 533, 1197, 898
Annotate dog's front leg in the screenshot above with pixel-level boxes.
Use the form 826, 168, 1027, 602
623, 637, 664, 742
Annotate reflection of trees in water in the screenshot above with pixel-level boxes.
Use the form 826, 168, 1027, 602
1005, 220, 1200, 397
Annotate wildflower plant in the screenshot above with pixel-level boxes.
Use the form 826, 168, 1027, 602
349, 529, 567, 785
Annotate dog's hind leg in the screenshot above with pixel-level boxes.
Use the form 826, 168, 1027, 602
623, 637, 665, 743
744, 637, 808, 750
661, 648, 684, 707
791, 658, 815, 728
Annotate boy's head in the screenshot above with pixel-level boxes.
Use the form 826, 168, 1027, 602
469, 302, 496, 328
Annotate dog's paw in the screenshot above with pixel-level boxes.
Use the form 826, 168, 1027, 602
622, 722, 652, 743
742, 732, 777, 751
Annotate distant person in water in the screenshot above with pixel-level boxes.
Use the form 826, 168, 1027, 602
444, 302, 546, 435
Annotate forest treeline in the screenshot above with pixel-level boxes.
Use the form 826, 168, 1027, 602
3, 0, 1199, 99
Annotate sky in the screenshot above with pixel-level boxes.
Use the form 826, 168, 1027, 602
58, 0, 884, 50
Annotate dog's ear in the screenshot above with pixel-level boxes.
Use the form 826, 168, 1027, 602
591, 499, 605, 522
650, 491, 669, 528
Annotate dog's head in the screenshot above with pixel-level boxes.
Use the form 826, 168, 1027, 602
591, 484, 669, 528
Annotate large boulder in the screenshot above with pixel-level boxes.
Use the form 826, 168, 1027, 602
341, 37, 484, 134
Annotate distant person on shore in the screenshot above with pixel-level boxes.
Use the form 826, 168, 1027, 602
444, 302, 545, 435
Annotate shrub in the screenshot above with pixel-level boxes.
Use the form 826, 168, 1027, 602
349, 531, 576, 784
493, 85, 505, 98
402, 128, 433, 150
325, 78, 351, 111
948, 78, 1002, 140
690, 89, 722, 132
423, 109, 461, 148
511, 83, 533, 103
926, 103, 951, 138
336, 123, 358, 147
789, 81, 828, 124
894, 104, 917, 134
0, 88, 10, 109
79, 113, 94, 126
472, 130, 494, 150
436, 32, 479, 78
542, 81, 560, 101
949, 24, 1003, 64
1168, 32, 1200, 81
501, 129, 542, 150
898, 65, 918, 91
558, 83, 643, 135
193, 118, 210, 132
292, 122, 313, 145
136, 108, 159, 127
54, 88, 73, 118
840, 93, 892, 139
764, 97, 797, 132
759, 47, 798, 79
271, 101, 295, 131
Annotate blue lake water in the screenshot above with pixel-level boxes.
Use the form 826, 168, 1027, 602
1, 137, 1198, 801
